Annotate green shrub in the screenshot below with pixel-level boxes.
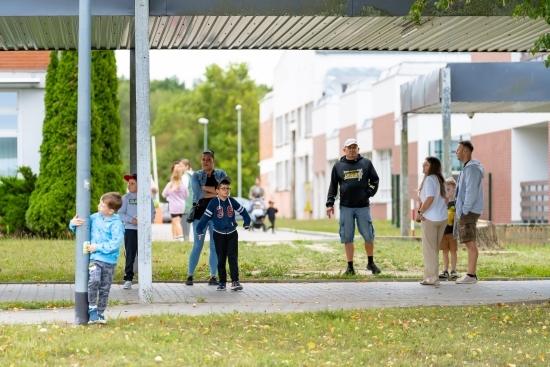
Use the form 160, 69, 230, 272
0, 167, 37, 236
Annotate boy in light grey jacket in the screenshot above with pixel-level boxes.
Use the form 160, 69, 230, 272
119, 173, 156, 289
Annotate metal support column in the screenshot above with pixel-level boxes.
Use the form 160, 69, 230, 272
400, 113, 409, 237
135, 0, 153, 303
75, 0, 91, 325
130, 49, 137, 173
441, 67, 452, 179
236, 105, 242, 198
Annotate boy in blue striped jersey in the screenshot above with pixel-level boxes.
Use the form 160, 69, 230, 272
196, 177, 251, 291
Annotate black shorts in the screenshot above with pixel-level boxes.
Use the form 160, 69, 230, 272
171, 213, 183, 218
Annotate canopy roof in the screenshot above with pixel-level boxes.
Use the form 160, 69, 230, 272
401, 62, 550, 114
1, 0, 546, 51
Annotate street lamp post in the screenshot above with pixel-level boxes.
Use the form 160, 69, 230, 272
236, 105, 242, 198
198, 118, 209, 151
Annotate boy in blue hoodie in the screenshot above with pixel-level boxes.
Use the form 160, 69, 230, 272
70, 192, 125, 324
196, 177, 251, 291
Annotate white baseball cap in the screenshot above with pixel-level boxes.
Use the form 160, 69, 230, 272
344, 138, 358, 147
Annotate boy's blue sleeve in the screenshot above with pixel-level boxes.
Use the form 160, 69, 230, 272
150, 198, 156, 222
69, 221, 76, 233
69, 212, 97, 233
118, 195, 130, 224
95, 220, 125, 255
231, 198, 251, 228
196, 200, 215, 235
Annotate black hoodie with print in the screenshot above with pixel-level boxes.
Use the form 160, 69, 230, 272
326, 154, 379, 208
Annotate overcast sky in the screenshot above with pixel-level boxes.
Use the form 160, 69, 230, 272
115, 50, 286, 88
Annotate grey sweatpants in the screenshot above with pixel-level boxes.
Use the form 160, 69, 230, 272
88, 260, 116, 314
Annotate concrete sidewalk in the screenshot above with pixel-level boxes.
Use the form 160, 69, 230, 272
1, 280, 548, 324
152, 223, 339, 242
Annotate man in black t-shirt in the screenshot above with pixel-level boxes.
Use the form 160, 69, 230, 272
326, 138, 381, 276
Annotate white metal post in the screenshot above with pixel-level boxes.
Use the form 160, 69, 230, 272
441, 67, 452, 179
75, 0, 92, 325
236, 104, 242, 198
135, 0, 153, 303
152, 136, 160, 203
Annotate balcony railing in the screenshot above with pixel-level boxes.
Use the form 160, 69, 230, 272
520, 180, 548, 224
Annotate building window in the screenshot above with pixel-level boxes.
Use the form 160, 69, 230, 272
275, 117, 283, 146
305, 102, 313, 137
0, 138, 18, 176
0, 91, 18, 177
296, 107, 302, 139
376, 149, 392, 200
276, 162, 283, 190
285, 160, 291, 189
304, 155, 309, 182
284, 113, 290, 144
429, 137, 469, 171
0, 92, 17, 108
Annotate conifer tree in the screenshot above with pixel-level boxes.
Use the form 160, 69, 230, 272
92, 50, 124, 194
27, 51, 103, 237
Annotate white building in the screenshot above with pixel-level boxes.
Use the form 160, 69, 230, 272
0, 52, 49, 177
259, 51, 550, 224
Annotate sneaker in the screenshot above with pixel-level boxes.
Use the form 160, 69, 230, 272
97, 314, 106, 324
456, 274, 477, 284
367, 263, 381, 275
450, 270, 458, 280
344, 267, 355, 276
123, 281, 132, 289
185, 275, 193, 286
217, 282, 226, 291
88, 307, 99, 324
231, 281, 243, 291
208, 276, 219, 286
439, 270, 449, 279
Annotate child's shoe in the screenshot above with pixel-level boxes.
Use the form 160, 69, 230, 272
88, 307, 99, 324
450, 270, 458, 281
123, 281, 132, 289
231, 281, 243, 291
97, 314, 106, 324
217, 282, 226, 291
439, 270, 449, 279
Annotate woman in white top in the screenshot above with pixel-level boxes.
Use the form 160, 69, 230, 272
416, 156, 448, 287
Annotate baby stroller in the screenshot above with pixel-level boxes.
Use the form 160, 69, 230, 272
249, 200, 267, 232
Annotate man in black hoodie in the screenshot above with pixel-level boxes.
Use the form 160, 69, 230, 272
326, 138, 381, 276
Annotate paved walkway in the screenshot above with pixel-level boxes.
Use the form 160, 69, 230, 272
1, 227, 548, 324
152, 223, 339, 242
1, 280, 548, 324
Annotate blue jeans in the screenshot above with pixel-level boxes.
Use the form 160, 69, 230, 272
339, 206, 375, 244
188, 219, 218, 276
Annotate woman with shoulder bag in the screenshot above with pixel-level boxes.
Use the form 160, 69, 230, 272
185, 149, 227, 286
416, 156, 448, 287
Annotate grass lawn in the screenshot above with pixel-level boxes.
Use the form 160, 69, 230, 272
0, 304, 548, 366
0, 238, 548, 283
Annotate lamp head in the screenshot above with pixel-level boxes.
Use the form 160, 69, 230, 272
466, 112, 475, 119
236, 105, 242, 111
198, 118, 209, 124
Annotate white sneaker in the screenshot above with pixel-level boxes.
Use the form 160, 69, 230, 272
123, 281, 132, 289
455, 274, 477, 284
